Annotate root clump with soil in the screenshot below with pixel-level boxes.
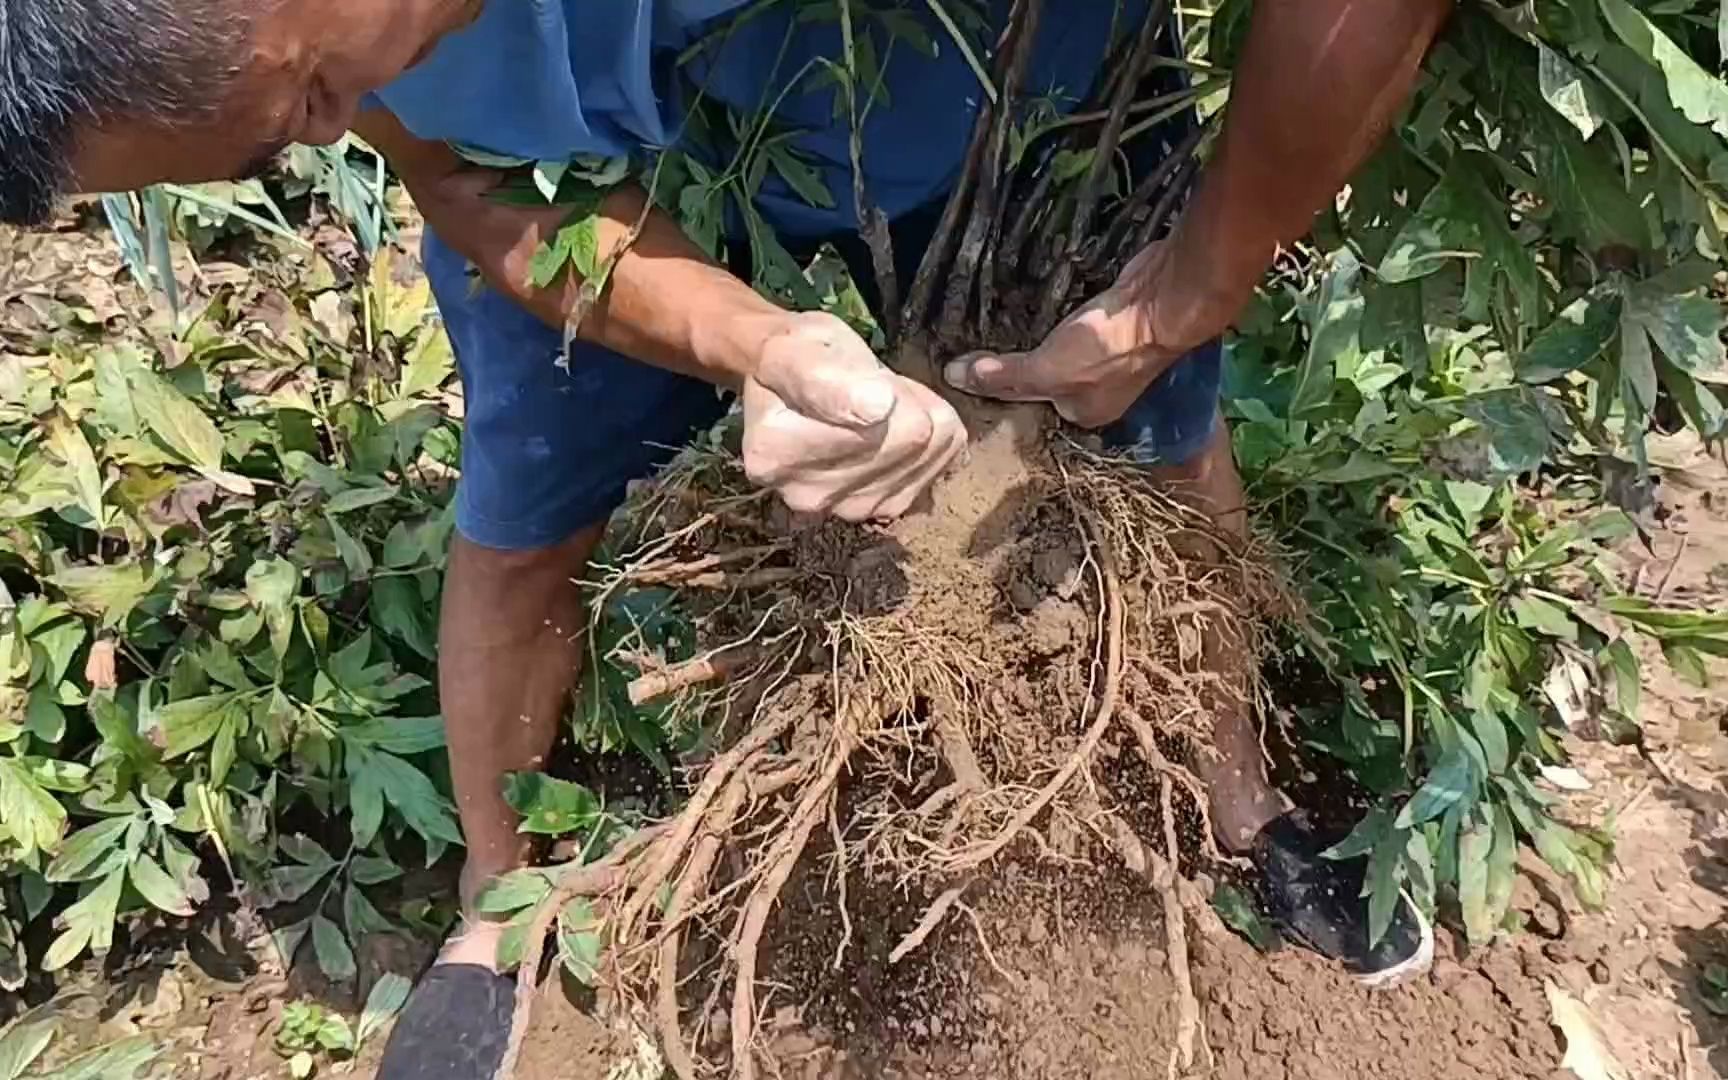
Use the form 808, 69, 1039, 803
492, 4, 1277, 1077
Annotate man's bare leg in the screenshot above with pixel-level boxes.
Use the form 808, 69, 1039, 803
1143, 415, 1285, 853
435, 525, 604, 966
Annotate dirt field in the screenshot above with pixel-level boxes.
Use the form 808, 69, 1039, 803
18, 430, 1721, 1080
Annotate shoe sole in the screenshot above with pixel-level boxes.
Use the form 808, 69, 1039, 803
1353, 890, 1435, 990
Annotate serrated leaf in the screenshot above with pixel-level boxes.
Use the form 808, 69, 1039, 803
311, 913, 356, 982
129, 854, 195, 916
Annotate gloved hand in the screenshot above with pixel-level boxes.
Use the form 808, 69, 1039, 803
744, 312, 966, 522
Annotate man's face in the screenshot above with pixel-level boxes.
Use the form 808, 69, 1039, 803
71, 0, 477, 192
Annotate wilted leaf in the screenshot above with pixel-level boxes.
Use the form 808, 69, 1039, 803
400, 328, 455, 399
1545, 981, 1629, 1080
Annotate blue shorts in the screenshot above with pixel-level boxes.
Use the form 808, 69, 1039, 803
425, 223, 1223, 551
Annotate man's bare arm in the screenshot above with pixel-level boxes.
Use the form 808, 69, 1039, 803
946, 0, 1455, 425
1140, 0, 1454, 342
352, 109, 966, 522
354, 109, 784, 390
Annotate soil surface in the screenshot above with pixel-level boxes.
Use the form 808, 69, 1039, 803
10, 220, 1728, 1079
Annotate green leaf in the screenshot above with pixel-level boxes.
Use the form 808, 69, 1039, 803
1510, 595, 1578, 642
1517, 292, 1623, 383
0, 1005, 61, 1080
245, 557, 299, 663
400, 329, 455, 399
129, 855, 196, 916
343, 881, 393, 936
327, 512, 372, 578
1627, 290, 1727, 385
767, 145, 837, 209
1396, 748, 1476, 829
311, 913, 356, 982
45, 869, 125, 970
1290, 250, 1364, 417
0, 757, 68, 860
357, 973, 412, 1048
343, 716, 447, 755
46, 564, 159, 629
44, 815, 131, 883
346, 744, 462, 852
1662, 638, 1710, 686
42, 411, 107, 528
370, 575, 437, 660
271, 918, 312, 969
1600, 0, 1728, 138
325, 485, 399, 514
503, 773, 602, 837
159, 693, 239, 758
128, 365, 225, 472
1364, 826, 1408, 948
1210, 882, 1282, 952
33, 1035, 157, 1080
1657, 357, 1728, 440
1324, 805, 1394, 861
474, 867, 557, 915
1599, 639, 1642, 716
1458, 810, 1494, 944
556, 900, 603, 985
349, 853, 403, 886
266, 862, 336, 905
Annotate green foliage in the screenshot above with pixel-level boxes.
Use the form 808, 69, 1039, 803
274, 975, 409, 1077
0, 1004, 157, 1080
0, 229, 469, 980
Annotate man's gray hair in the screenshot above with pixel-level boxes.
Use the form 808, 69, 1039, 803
0, 0, 246, 224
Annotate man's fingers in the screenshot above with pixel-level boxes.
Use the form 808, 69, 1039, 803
942, 349, 1053, 404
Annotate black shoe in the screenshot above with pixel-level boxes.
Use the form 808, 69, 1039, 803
1250, 813, 1434, 987
377, 964, 515, 1080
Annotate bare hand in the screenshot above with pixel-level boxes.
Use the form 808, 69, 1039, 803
942, 245, 1230, 429
743, 312, 967, 522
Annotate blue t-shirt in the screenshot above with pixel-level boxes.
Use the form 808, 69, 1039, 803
373, 0, 1134, 237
